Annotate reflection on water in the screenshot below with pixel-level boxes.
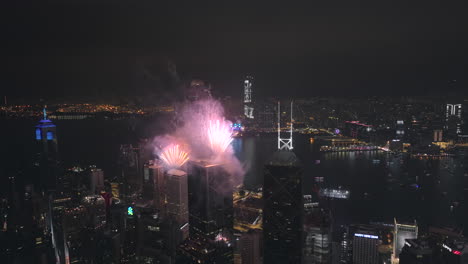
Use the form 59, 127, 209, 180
236, 134, 467, 228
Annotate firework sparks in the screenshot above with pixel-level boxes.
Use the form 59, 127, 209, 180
160, 145, 189, 169
207, 119, 233, 155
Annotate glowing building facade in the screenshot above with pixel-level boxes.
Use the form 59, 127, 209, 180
393, 219, 418, 262
244, 76, 254, 119
445, 103, 464, 137
352, 232, 380, 264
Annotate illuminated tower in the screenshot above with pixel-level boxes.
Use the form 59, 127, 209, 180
392, 218, 418, 262
445, 103, 463, 137
263, 101, 303, 264
352, 231, 380, 264
35, 107, 59, 191
244, 76, 254, 119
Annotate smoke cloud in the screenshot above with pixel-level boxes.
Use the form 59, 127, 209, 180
152, 98, 245, 186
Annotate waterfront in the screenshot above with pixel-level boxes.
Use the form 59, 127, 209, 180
2, 119, 467, 230
236, 134, 467, 229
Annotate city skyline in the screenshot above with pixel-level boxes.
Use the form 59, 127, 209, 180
2, 2, 468, 264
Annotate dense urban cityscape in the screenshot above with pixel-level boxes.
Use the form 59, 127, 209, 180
2, 77, 468, 263
2, 2, 468, 264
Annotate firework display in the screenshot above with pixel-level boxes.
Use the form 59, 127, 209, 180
160, 144, 190, 169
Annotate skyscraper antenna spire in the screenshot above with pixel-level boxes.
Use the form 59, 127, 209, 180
277, 101, 293, 150
43, 105, 47, 120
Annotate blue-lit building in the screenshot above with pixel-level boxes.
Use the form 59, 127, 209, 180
35, 108, 59, 191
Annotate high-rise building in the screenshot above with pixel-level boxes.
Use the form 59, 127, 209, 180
136, 206, 172, 263
118, 144, 142, 198
187, 161, 233, 239
263, 101, 303, 264
90, 168, 104, 194
239, 230, 262, 264
396, 120, 406, 139
398, 238, 434, 264
352, 232, 380, 264
393, 219, 418, 262
445, 103, 464, 138
35, 108, 59, 191
143, 162, 165, 214
303, 205, 332, 264
433, 129, 443, 142
166, 168, 189, 240
263, 151, 303, 264
243, 76, 254, 119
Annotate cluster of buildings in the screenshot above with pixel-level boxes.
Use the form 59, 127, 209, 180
237, 78, 468, 154
2, 80, 468, 263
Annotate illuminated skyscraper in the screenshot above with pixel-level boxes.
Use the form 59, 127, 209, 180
396, 120, 405, 139
393, 219, 418, 262
445, 103, 463, 137
35, 107, 59, 191
244, 76, 254, 119
352, 231, 380, 264
263, 101, 302, 264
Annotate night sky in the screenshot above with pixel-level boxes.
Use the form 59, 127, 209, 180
2, 2, 468, 100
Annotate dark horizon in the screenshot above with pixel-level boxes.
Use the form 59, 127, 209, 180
3, 2, 468, 100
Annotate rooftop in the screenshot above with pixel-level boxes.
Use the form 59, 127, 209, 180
266, 150, 301, 167
167, 168, 187, 176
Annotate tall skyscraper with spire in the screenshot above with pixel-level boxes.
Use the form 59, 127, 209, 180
35, 107, 59, 191
263, 101, 303, 264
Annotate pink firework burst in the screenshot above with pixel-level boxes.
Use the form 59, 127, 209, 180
207, 119, 233, 155
160, 145, 189, 169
